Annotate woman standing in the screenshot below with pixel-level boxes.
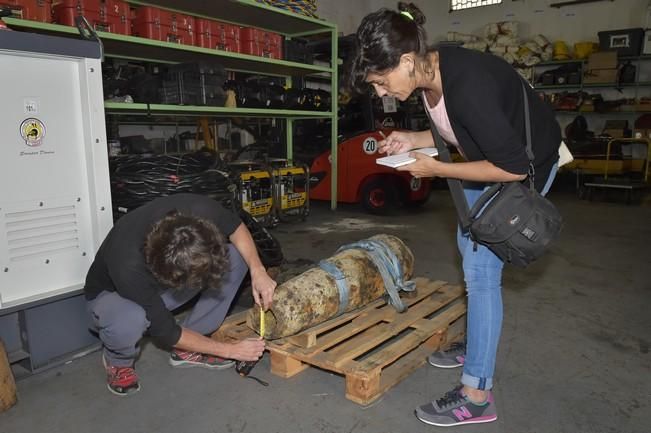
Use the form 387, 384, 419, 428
349, 2, 562, 427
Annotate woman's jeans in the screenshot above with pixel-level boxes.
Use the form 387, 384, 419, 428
457, 163, 558, 391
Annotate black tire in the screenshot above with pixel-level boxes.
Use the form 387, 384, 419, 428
360, 178, 398, 214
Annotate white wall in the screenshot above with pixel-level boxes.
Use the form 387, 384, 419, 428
318, 0, 650, 142
319, 0, 649, 44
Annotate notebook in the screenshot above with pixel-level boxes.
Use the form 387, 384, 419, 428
376, 147, 439, 168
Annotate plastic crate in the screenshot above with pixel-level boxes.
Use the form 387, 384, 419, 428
284, 38, 312, 64
195, 18, 241, 53
160, 62, 226, 106
240, 27, 283, 59
133, 6, 195, 45
53, 0, 130, 35
598, 28, 644, 57
1, 0, 52, 23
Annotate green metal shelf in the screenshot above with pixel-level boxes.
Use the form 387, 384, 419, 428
535, 54, 651, 66
554, 110, 651, 114
4, 18, 332, 76
127, 0, 335, 36
104, 102, 333, 119
535, 82, 651, 90
5, 0, 340, 208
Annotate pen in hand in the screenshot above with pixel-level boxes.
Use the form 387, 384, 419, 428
378, 130, 390, 154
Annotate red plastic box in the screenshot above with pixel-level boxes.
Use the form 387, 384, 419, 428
195, 18, 240, 52
240, 27, 283, 59
53, 0, 130, 35
133, 6, 195, 45
1, 0, 52, 23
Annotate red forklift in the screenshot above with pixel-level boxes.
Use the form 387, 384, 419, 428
308, 127, 431, 214
305, 83, 432, 214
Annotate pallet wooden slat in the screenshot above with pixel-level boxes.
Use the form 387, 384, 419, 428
352, 301, 467, 373
291, 282, 463, 363
214, 278, 467, 405
0, 340, 17, 413
283, 278, 446, 349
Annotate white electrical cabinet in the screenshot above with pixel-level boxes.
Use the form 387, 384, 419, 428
0, 30, 113, 309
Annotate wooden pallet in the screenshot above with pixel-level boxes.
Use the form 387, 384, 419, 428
215, 278, 466, 405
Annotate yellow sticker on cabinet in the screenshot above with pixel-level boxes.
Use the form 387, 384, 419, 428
20, 118, 46, 147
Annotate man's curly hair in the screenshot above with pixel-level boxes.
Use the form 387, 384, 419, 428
144, 212, 229, 291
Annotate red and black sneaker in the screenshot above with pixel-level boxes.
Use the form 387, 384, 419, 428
103, 356, 140, 396
169, 349, 235, 370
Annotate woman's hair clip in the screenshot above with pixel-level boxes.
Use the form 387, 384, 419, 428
400, 10, 414, 21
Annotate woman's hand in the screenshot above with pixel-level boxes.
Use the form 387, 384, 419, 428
378, 131, 417, 155
396, 152, 447, 178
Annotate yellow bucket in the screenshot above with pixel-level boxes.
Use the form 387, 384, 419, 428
553, 40, 571, 60
574, 41, 598, 59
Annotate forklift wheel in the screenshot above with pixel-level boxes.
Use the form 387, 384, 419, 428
361, 178, 397, 214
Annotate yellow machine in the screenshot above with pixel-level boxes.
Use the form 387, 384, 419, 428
229, 161, 275, 225
272, 162, 310, 221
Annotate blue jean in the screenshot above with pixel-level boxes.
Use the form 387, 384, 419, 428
88, 244, 248, 367
457, 164, 558, 391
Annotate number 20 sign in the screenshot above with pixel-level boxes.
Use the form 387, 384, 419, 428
362, 137, 377, 155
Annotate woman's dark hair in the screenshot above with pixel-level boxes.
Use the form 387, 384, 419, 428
144, 212, 229, 291
348, 2, 428, 93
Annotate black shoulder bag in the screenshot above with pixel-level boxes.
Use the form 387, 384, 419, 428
425, 82, 563, 267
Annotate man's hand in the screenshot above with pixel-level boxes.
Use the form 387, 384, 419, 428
229, 223, 278, 310
251, 268, 277, 310
175, 327, 265, 362
227, 338, 266, 362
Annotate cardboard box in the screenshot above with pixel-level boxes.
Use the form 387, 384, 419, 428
583, 51, 618, 84
603, 119, 628, 138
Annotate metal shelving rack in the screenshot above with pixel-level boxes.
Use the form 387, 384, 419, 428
532, 55, 651, 104
531, 54, 651, 142
4, 0, 341, 209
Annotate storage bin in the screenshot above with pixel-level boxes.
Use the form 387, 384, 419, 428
159, 62, 226, 106
195, 18, 240, 52
53, 0, 130, 35
1, 0, 52, 23
133, 6, 194, 45
598, 28, 644, 57
284, 38, 312, 63
240, 27, 283, 59
643, 29, 651, 55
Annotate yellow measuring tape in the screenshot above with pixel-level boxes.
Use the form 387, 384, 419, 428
259, 306, 265, 338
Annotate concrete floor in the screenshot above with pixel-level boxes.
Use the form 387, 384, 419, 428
1, 186, 650, 433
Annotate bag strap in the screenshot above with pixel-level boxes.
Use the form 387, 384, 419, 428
423, 101, 471, 229
422, 79, 536, 226
521, 81, 536, 191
